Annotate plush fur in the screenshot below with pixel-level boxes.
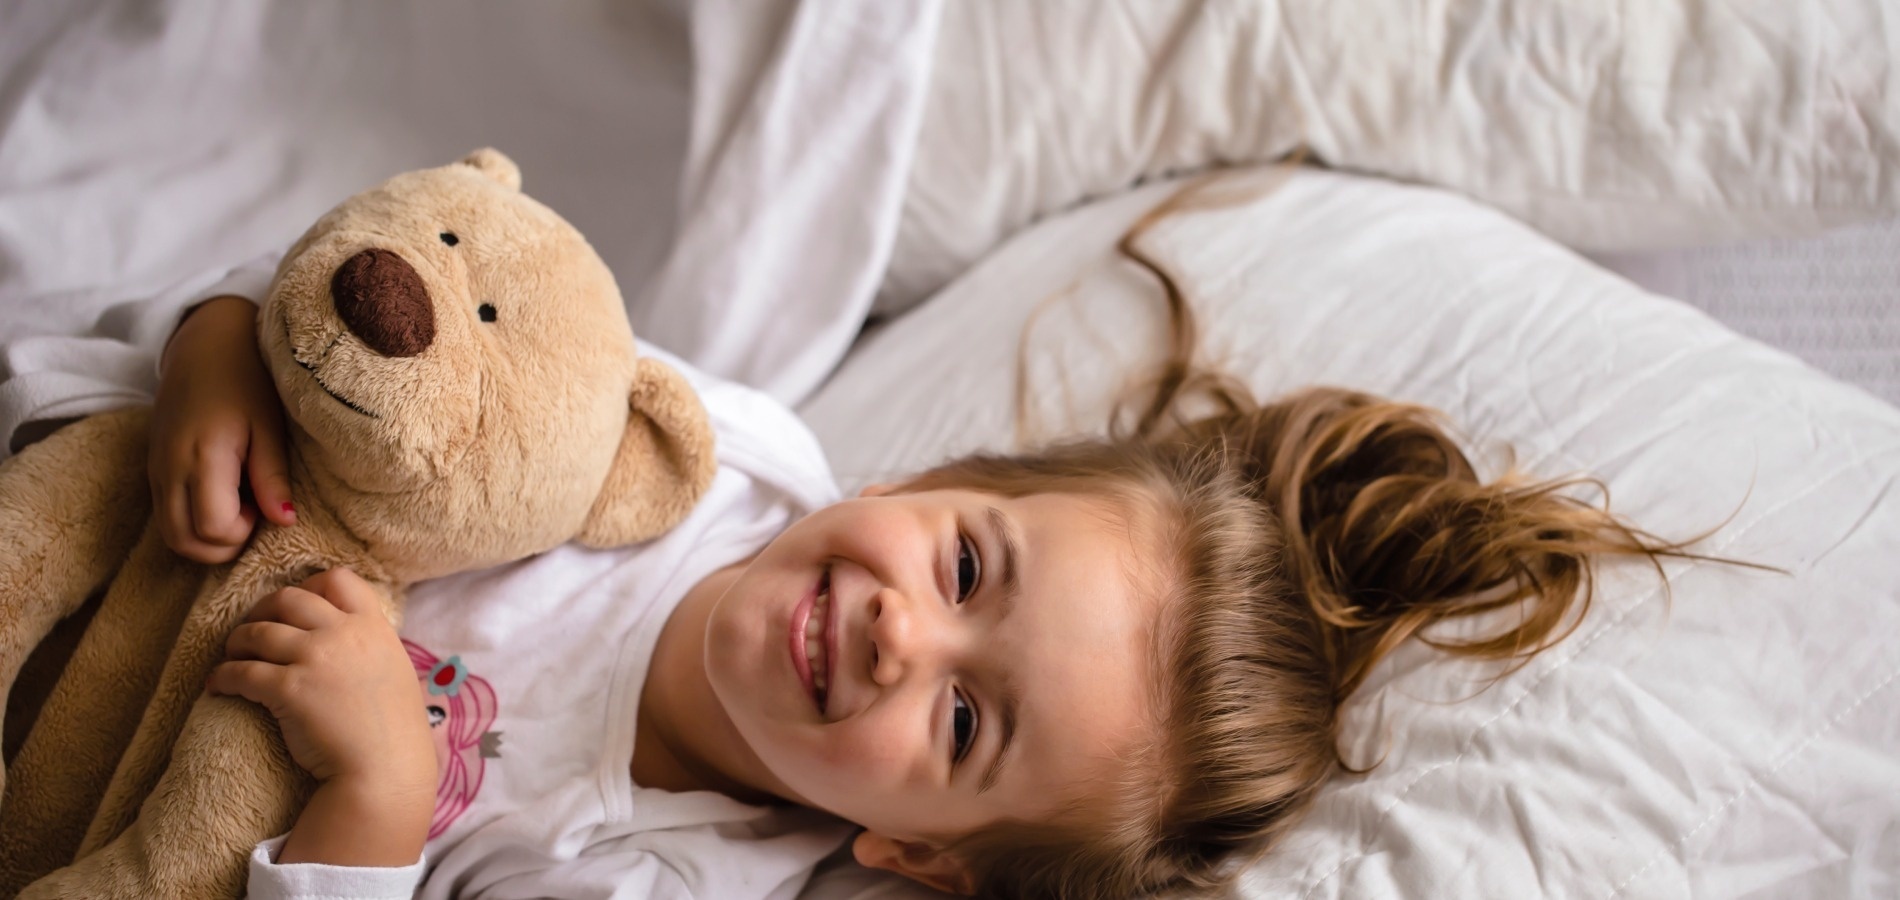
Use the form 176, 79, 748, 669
0, 149, 716, 898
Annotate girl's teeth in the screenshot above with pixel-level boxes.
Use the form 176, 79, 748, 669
807, 587, 830, 693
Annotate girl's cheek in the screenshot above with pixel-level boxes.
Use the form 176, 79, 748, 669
818, 717, 912, 775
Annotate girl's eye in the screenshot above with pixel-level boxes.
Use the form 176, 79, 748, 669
951, 690, 977, 764
955, 535, 980, 602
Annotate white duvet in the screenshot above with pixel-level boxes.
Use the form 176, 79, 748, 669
884, 0, 1900, 319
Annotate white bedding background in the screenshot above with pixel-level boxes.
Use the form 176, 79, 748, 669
2, 2, 1898, 899
4, 1, 1887, 405
2, 0, 1896, 398
0, 1, 692, 347
1600, 220, 1900, 407
894, 0, 1900, 407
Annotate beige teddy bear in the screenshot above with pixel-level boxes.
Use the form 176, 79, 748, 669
0, 149, 716, 898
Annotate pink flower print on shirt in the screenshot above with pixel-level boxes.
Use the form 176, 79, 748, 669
404, 639, 500, 840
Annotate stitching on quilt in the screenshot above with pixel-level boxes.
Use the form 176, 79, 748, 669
1602, 662, 1900, 899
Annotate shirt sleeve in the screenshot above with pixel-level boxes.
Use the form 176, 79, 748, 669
456, 817, 846, 900
245, 834, 426, 900
0, 249, 281, 458
453, 848, 696, 900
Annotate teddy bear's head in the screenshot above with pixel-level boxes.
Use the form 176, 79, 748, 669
256, 149, 714, 582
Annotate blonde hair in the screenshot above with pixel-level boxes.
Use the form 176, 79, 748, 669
898, 182, 1712, 899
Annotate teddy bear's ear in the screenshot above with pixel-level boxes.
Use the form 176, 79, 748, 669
457, 148, 522, 192
577, 357, 718, 548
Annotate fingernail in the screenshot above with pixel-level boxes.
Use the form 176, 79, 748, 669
281, 501, 296, 518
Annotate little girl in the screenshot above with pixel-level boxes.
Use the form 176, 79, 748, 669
116, 237, 1694, 899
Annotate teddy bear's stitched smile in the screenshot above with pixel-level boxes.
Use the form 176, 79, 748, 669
294, 352, 378, 419
289, 324, 378, 418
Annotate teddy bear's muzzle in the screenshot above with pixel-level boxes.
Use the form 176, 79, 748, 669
330, 248, 436, 358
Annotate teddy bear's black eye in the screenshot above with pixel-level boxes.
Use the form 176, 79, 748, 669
478, 303, 497, 323
440, 232, 459, 246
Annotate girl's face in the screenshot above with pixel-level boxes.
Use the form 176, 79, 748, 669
703, 486, 1167, 893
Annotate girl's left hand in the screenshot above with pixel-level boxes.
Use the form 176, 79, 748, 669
209, 568, 437, 794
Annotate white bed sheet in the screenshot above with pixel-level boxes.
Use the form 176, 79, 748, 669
801, 167, 1900, 899
0, 0, 691, 347
884, 0, 1900, 319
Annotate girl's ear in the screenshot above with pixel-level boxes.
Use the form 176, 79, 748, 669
852, 832, 973, 895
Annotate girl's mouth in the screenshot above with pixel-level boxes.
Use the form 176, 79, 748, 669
792, 570, 833, 716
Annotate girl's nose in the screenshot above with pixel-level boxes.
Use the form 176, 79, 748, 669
867, 586, 952, 687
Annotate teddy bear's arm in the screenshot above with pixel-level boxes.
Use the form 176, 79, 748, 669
0, 408, 154, 891
0, 409, 151, 755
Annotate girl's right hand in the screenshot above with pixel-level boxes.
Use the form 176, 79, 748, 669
150, 296, 297, 564
210, 568, 436, 789
209, 568, 438, 867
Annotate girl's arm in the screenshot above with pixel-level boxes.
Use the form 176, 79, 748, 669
0, 250, 295, 562
208, 568, 437, 880
0, 252, 280, 457
273, 769, 434, 869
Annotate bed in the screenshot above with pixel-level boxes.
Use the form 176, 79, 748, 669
2, 1, 1897, 898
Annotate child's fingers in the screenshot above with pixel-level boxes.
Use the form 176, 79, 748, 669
186, 449, 252, 547
225, 620, 309, 666
158, 475, 241, 565
206, 658, 289, 706
298, 568, 379, 616
248, 421, 297, 528
233, 501, 260, 543
150, 442, 211, 562
246, 586, 343, 631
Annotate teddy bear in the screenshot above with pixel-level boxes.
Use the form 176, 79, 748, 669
0, 148, 717, 898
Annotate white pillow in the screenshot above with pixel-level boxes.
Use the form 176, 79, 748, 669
800, 167, 1900, 897
878, 0, 1900, 317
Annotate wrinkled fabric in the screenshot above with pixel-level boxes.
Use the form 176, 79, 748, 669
627, 0, 940, 405
881, 0, 1900, 316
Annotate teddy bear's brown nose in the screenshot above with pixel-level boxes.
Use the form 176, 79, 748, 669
330, 248, 435, 358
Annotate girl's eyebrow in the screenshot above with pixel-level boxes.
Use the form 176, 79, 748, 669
984, 505, 1021, 613
977, 505, 1022, 795
978, 671, 1019, 795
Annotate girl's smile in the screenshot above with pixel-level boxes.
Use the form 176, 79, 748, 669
639, 484, 1173, 892
789, 568, 837, 716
